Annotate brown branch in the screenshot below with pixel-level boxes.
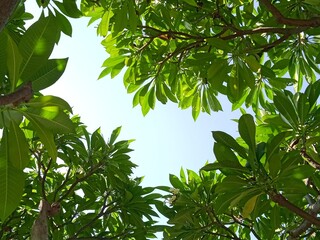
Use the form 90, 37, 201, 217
206, 206, 241, 240
259, 0, 320, 27
0, 0, 20, 32
269, 191, 320, 227
289, 195, 320, 239
53, 167, 72, 201
0, 82, 33, 106
255, 33, 291, 54
57, 162, 104, 202
300, 149, 320, 170
40, 158, 53, 201
71, 192, 116, 238
221, 27, 305, 41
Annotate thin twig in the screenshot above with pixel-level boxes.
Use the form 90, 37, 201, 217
259, 0, 320, 27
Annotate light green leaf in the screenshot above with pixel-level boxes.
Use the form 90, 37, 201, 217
163, 83, 177, 103
148, 86, 156, 110
192, 92, 201, 120
242, 195, 259, 218
22, 109, 74, 134
26, 95, 73, 113
98, 8, 114, 36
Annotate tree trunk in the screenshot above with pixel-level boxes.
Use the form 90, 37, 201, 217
0, 0, 21, 32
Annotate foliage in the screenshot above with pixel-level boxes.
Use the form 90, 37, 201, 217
1, 0, 320, 239
84, 0, 320, 119
0, 117, 163, 239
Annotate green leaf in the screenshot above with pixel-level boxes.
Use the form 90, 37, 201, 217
22, 111, 57, 160
0, 166, 25, 221
215, 191, 240, 214
19, 15, 59, 81
261, 65, 276, 79
212, 131, 247, 159
55, 10, 73, 37
101, 55, 125, 68
0, 130, 25, 220
148, 86, 156, 110
238, 114, 256, 150
6, 34, 22, 89
192, 92, 201, 120
296, 93, 309, 124
8, 122, 29, 169
62, 0, 82, 18
0, 32, 8, 82
155, 82, 167, 104
207, 38, 232, 52
169, 174, 185, 190
109, 126, 122, 145
30, 58, 68, 91
207, 59, 228, 92
201, 161, 249, 175
182, 0, 198, 7
23, 108, 74, 134
244, 55, 261, 72
214, 142, 239, 163
113, 5, 128, 34
242, 195, 259, 218
215, 176, 247, 194
163, 83, 177, 103
207, 89, 222, 111
274, 91, 299, 129
279, 165, 314, 180
98, 8, 114, 36
266, 132, 287, 163
26, 95, 73, 113
127, 0, 138, 33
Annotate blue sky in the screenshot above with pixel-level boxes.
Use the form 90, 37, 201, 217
26, 1, 241, 187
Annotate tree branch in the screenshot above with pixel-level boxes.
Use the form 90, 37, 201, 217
0, 82, 33, 106
57, 162, 104, 202
269, 191, 320, 227
289, 195, 320, 239
259, 0, 320, 27
0, 0, 20, 32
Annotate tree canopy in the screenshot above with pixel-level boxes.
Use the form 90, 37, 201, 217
1, 0, 320, 239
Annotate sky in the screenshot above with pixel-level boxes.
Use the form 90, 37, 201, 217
26, 0, 241, 229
